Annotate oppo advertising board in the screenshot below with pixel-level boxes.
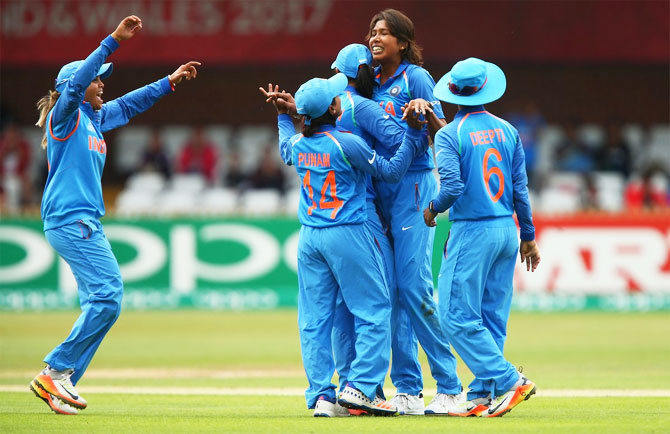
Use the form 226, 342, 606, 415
1, 215, 669, 311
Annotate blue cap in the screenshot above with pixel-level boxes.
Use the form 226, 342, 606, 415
434, 57, 506, 106
55, 61, 113, 93
331, 44, 373, 79
295, 73, 348, 122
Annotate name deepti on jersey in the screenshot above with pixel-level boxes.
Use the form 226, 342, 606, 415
297, 152, 330, 167
470, 128, 506, 147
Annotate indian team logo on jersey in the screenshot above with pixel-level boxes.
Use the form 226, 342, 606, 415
389, 85, 401, 97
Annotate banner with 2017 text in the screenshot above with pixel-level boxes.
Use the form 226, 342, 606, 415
1, 215, 669, 311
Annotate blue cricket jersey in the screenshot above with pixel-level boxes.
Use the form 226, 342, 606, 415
337, 85, 411, 201
431, 105, 535, 241
41, 35, 174, 230
372, 60, 444, 171
277, 114, 423, 228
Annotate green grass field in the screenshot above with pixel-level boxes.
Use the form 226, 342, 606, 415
1, 311, 669, 433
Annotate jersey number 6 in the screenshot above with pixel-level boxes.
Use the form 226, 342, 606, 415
483, 148, 504, 203
303, 170, 344, 219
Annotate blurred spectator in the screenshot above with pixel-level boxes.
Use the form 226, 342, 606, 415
507, 101, 545, 188
0, 123, 33, 211
224, 149, 249, 190
624, 169, 670, 209
596, 120, 632, 178
554, 119, 595, 173
249, 146, 286, 193
140, 128, 171, 179
177, 126, 218, 183
581, 173, 599, 210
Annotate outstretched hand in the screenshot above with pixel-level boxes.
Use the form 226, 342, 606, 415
169, 61, 201, 87
112, 15, 142, 42
259, 83, 297, 115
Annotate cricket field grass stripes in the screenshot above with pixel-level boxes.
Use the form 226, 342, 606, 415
1, 310, 668, 432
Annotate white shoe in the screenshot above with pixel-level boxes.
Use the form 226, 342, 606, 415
313, 396, 350, 417
30, 379, 78, 415
483, 374, 536, 417
32, 367, 87, 409
425, 392, 489, 417
338, 384, 397, 416
389, 392, 424, 415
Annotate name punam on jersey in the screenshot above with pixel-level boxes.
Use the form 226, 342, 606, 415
298, 152, 331, 167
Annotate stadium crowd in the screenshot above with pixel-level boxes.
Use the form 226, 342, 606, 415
1, 115, 668, 216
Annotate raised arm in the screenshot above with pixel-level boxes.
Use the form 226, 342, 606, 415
51, 16, 141, 128
100, 61, 200, 132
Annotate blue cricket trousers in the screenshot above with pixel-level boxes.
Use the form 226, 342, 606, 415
331, 201, 396, 397
297, 223, 391, 408
376, 169, 462, 395
438, 216, 519, 400
43, 219, 123, 385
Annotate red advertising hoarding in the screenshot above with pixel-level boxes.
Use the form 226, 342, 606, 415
514, 212, 670, 295
1, 0, 668, 67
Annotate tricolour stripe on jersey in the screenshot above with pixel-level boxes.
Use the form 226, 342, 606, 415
345, 91, 358, 128
320, 131, 351, 167
455, 111, 487, 154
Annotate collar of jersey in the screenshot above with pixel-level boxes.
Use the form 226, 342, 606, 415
455, 104, 486, 119
79, 101, 96, 116
374, 60, 410, 87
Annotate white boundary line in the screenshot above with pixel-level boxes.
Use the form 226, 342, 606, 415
3, 385, 670, 397
0, 369, 306, 379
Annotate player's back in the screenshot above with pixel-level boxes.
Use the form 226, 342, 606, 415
291, 127, 367, 227
447, 109, 519, 220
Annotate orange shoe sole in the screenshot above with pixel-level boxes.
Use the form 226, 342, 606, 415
33, 375, 87, 409
489, 382, 537, 417
30, 380, 77, 415
451, 403, 490, 417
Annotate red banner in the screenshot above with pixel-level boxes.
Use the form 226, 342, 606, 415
514, 212, 670, 294
1, 0, 668, 66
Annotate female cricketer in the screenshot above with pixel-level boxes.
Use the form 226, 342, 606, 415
266, 73, 424, 416
326, 43, 427, 410
366, 8, 463, 415
30, 15, 200, 415
259, 47, 428, 415
425, 57, 541, 417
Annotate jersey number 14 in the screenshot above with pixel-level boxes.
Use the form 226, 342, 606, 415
303, 170, 344, 218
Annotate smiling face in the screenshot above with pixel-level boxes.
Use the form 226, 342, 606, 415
84, 77, 104, 110
368, 19, 404, 66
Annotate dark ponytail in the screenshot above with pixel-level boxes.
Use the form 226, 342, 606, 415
354, 64, 375, 99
